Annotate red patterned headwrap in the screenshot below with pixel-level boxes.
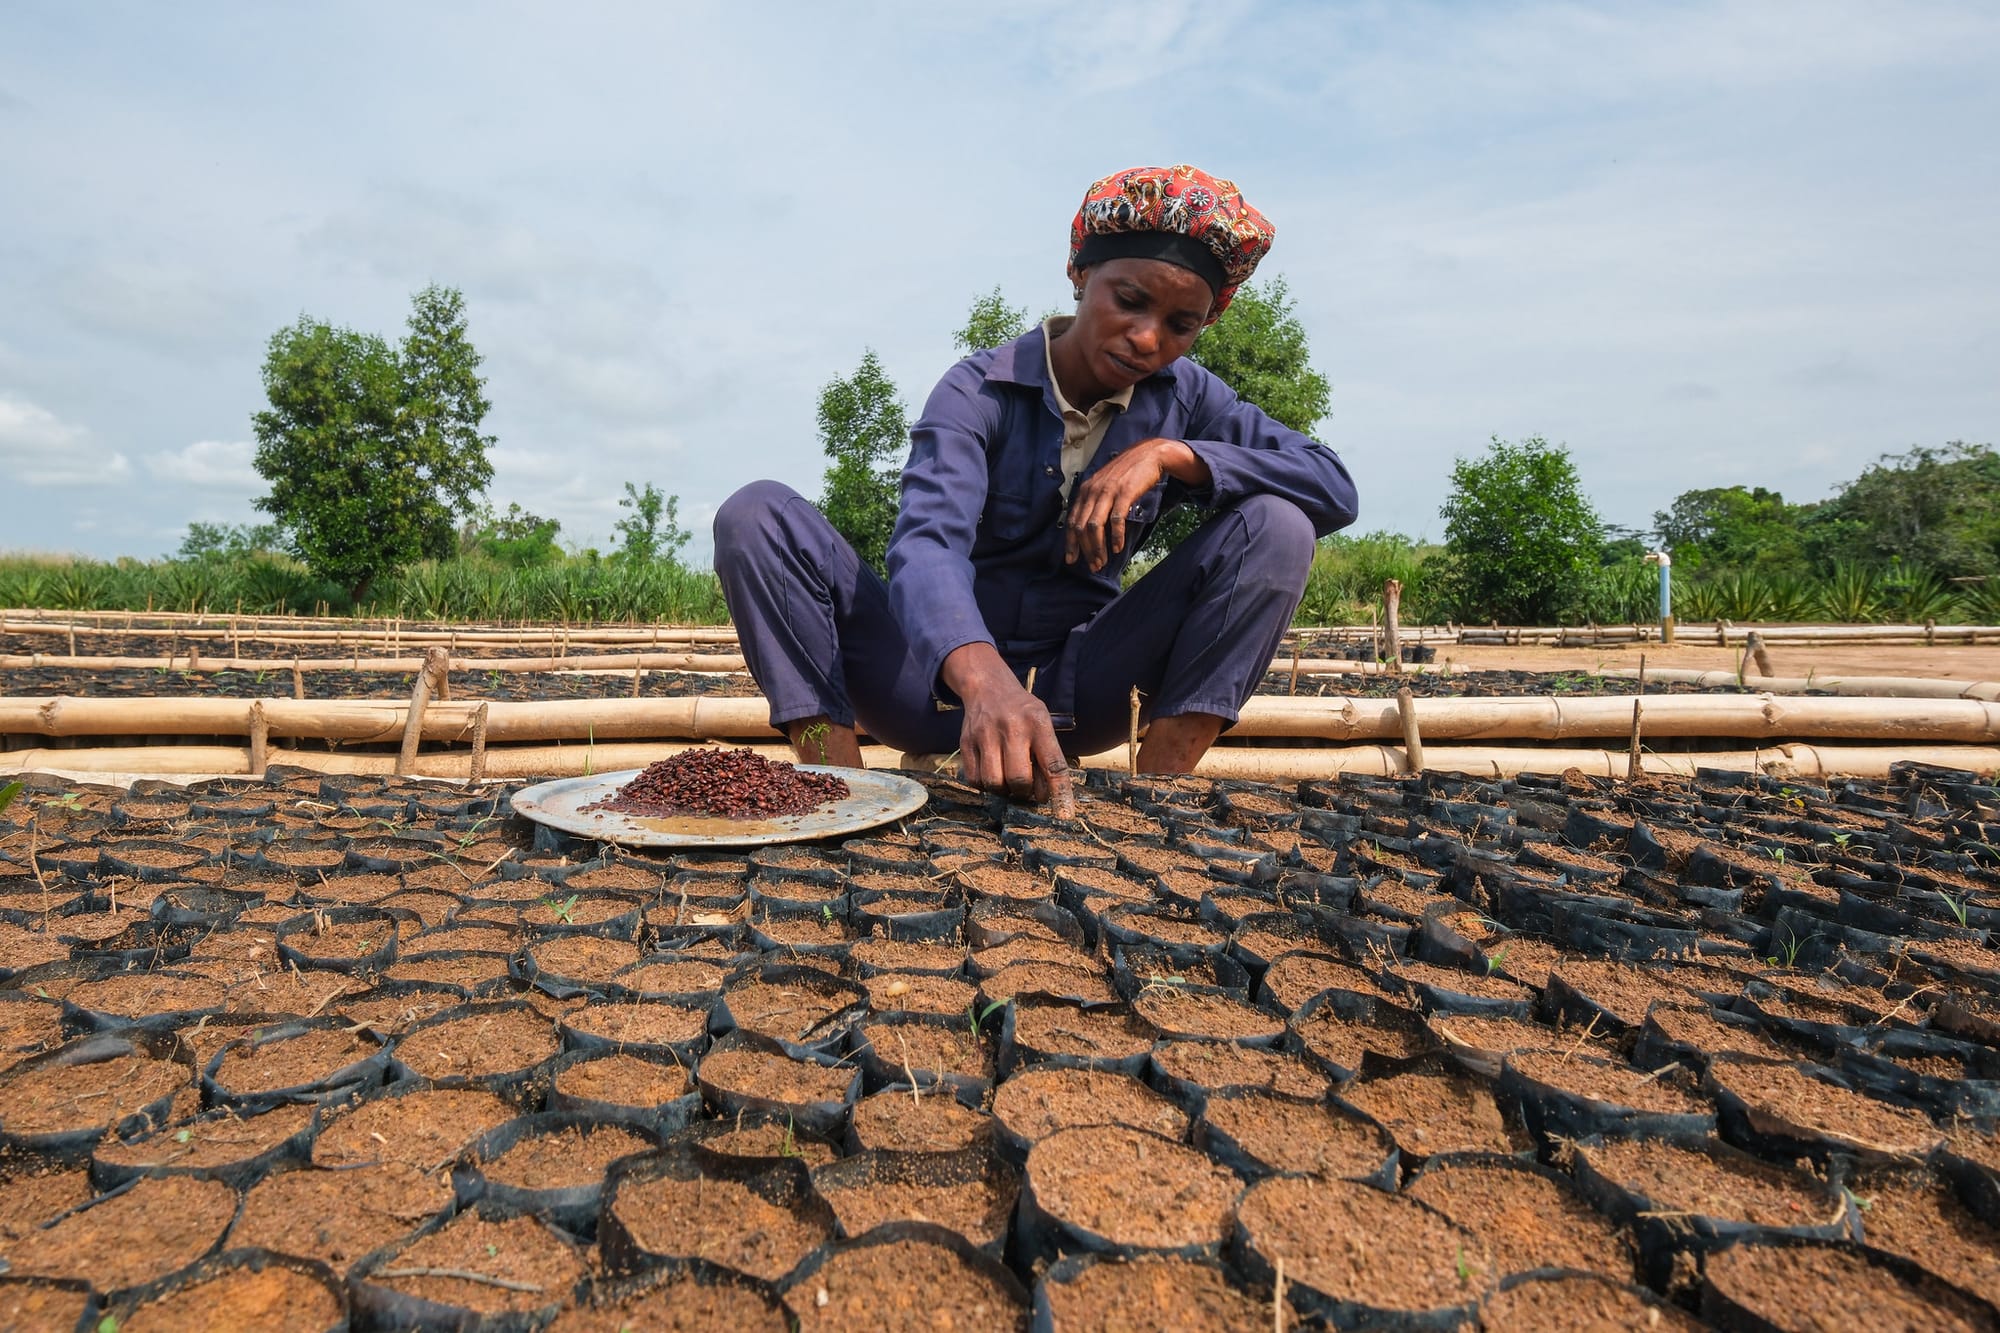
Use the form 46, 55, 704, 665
1068, 165, 1275, 322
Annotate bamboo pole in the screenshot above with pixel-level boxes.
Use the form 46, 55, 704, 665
0, 651, 752, 674
469, 703, 490, 782
1383, 580, 1403, 674
248, 700, 269, 778
1396, 686, 1422, 773
1603, 668, 2000, 701
12, 739, 2000, 784
1626, 699, 1643, 782
394, 657, 438, 777
10, 691, 2000, 745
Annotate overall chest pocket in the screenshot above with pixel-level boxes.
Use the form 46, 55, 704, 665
979, 489, 1060, 544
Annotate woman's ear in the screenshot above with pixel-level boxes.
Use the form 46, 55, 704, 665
1066, 261, 1087, 302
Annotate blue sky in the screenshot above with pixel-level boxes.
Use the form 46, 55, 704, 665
2, 1, 1994, 562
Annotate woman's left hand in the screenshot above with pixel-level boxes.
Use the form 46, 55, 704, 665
1064, 437, 1211, 572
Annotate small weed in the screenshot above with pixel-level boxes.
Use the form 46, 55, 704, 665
1765, 846, 1786, 865
1940, 892, 1969, 929
173, 1129, 192, 1144
968, 999, 1007, 1040
1454, 1246, 1476, 1287
820, 903, 833, 926
0, 781, 22, 816
1832, 831, 1852, 850
97, 1317, 119, 1333
1484, 945, 1510, 975
583, 724, 596, 778
779, 1115, 801, 1159
799, 720, 832, 765
545, 893, 579, 924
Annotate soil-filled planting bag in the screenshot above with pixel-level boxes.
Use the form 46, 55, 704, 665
1706, 1053, 1946, 1168
59, 968, 228, 1034
807, 1145, 1021, 1257
348, 1205, 588, 1332
850, 1012, 995, 1107
544, 1049, 701, 1136
1111, 944, 1250, 1002
203, 1016, 389, 1114
696, 1031, 862, 1139
1498, 1049, 1716, 1150
1234, 1174, 1492, 1330
1570, 1133, 1854, 1290
1479, 1267, 1705, 1331
1192, 1087, 1398, 1189
556, 998, 710, 1067
1029, 1252, 1264, 1333
0, 1029, 193, 1161
560, 1261, 788, 1331
103, 1247, 347, 1333
0, 1276, 100, 1333
600, 1145, 836, 1290
783, 1220, 1031, 1331
1833, 1045, 2000, 1124
1015, 1124, 1242, 1269
91, 1099, 317, 1191
711, 964, 869, 1061
1128, 981, 1285, 1049
964, 898, 1082, 953
1700, 1233, 2000, 1332
848, 888, 964, 942
1286, 987, 1437, 1084
996, 998, 1153, 1081
451, 1110, 662, 1237
386, 1000, 564, 1104
1938, 1141, 2000, 1228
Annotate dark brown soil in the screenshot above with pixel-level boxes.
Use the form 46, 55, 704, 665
723, 975, 861, 1044
486, 1122, 654, 1189
368, 1211, 586, 1316
1479, 1273, 1703, 1331
562, 1001, 706, 1048
530, 935, 643, 982
1578, 1137, 1842, 1227
0, 1045, 190, 1137
1025, 1125, 1239, 1251
1152, 1041, 1330, 1101
1198, 1092, 1392, 1178
1130, 987, 1283, 1042
991, 1067, 1189, 1147
1704, 1240, 1992, 1332
812, 1154, 1016, 1249
546, 1273, 786, 1331
1238, 1175, 1492, 1312
1506, 1049, 1710, 1115
978, 962, 1117, 1006
1259, 952, 1384, 1012
1038, 1257, 1264, 1332
213, 1026, 379, 1094
122, 1257, 344, 1330
1406, 1160, 1633, 1280
6, 1173, 237, 1291
393, 1006, 560, 1080
1845, 1172, 2000, 1309
232, 1162, 454, 1270
554, 1052, 693, 1107
611, 1169, 831, 1282
1708, 1059, 1943, 1158
98, 1101, 313, 1173
314, 1087, 515, 1168
697, 1044, 854, 1105
1341, 1068, 1523, 1159
790, 1235, 1027, 1332
863, 972, 977, 1018
859, 1021, 992, 1081
848, 1088, 993, 1153
65, 972, 226, 1018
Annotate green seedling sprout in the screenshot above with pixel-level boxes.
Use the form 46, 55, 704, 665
799, 720, 833, 765
1484, 944, 1510, 976
1454, 1246, 1476, 1287
1940, 891, 1969, 929
779, 1114, 801, 1159
968, 999, 1007, 1041
544, 893, 579, 924
0, 781, 22, 816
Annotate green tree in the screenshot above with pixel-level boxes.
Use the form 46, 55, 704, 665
1652, 486, 1810, 571
1141, 277, 1332, 557
1810, 442, 2000, 577
613, 481, 692, 564
177, 520, 281, 561
466, 502, 562, 567
954, 287, 1032, 355
1431, 435, 1604, 623
252, 284, 495, 606
817, 349, 908, 574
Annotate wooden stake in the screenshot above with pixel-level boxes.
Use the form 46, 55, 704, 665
1128, 686, 1142, 775
632, 655, 643, 699
248, 700, 269, 778
1748, 630, 1775, 678
1397, 686, 1423, 773
1288, 635, 1302, 696
469, 702, 490, 782
428, 645, 451, 702
395, 655, 438, 776
1273, 1257, 1286, 1333
1383, 578, 1403, 674
1627, 699, 1644, 782
291, 658, 304, 700
67, 619, 76, 657
1637, 653, 1648, 696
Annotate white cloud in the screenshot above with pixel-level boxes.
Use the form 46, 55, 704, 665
0, 393, 131, 487
145, 438, 258, 488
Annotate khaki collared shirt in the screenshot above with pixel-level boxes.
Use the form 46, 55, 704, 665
1042, 316, 1135, 502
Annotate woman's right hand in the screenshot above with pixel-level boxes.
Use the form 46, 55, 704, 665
940, 643, 1074, 814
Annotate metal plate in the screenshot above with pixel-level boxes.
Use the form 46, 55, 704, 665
508, 766, 931, 849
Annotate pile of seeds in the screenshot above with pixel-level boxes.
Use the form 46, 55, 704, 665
585, 747, 850, 820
